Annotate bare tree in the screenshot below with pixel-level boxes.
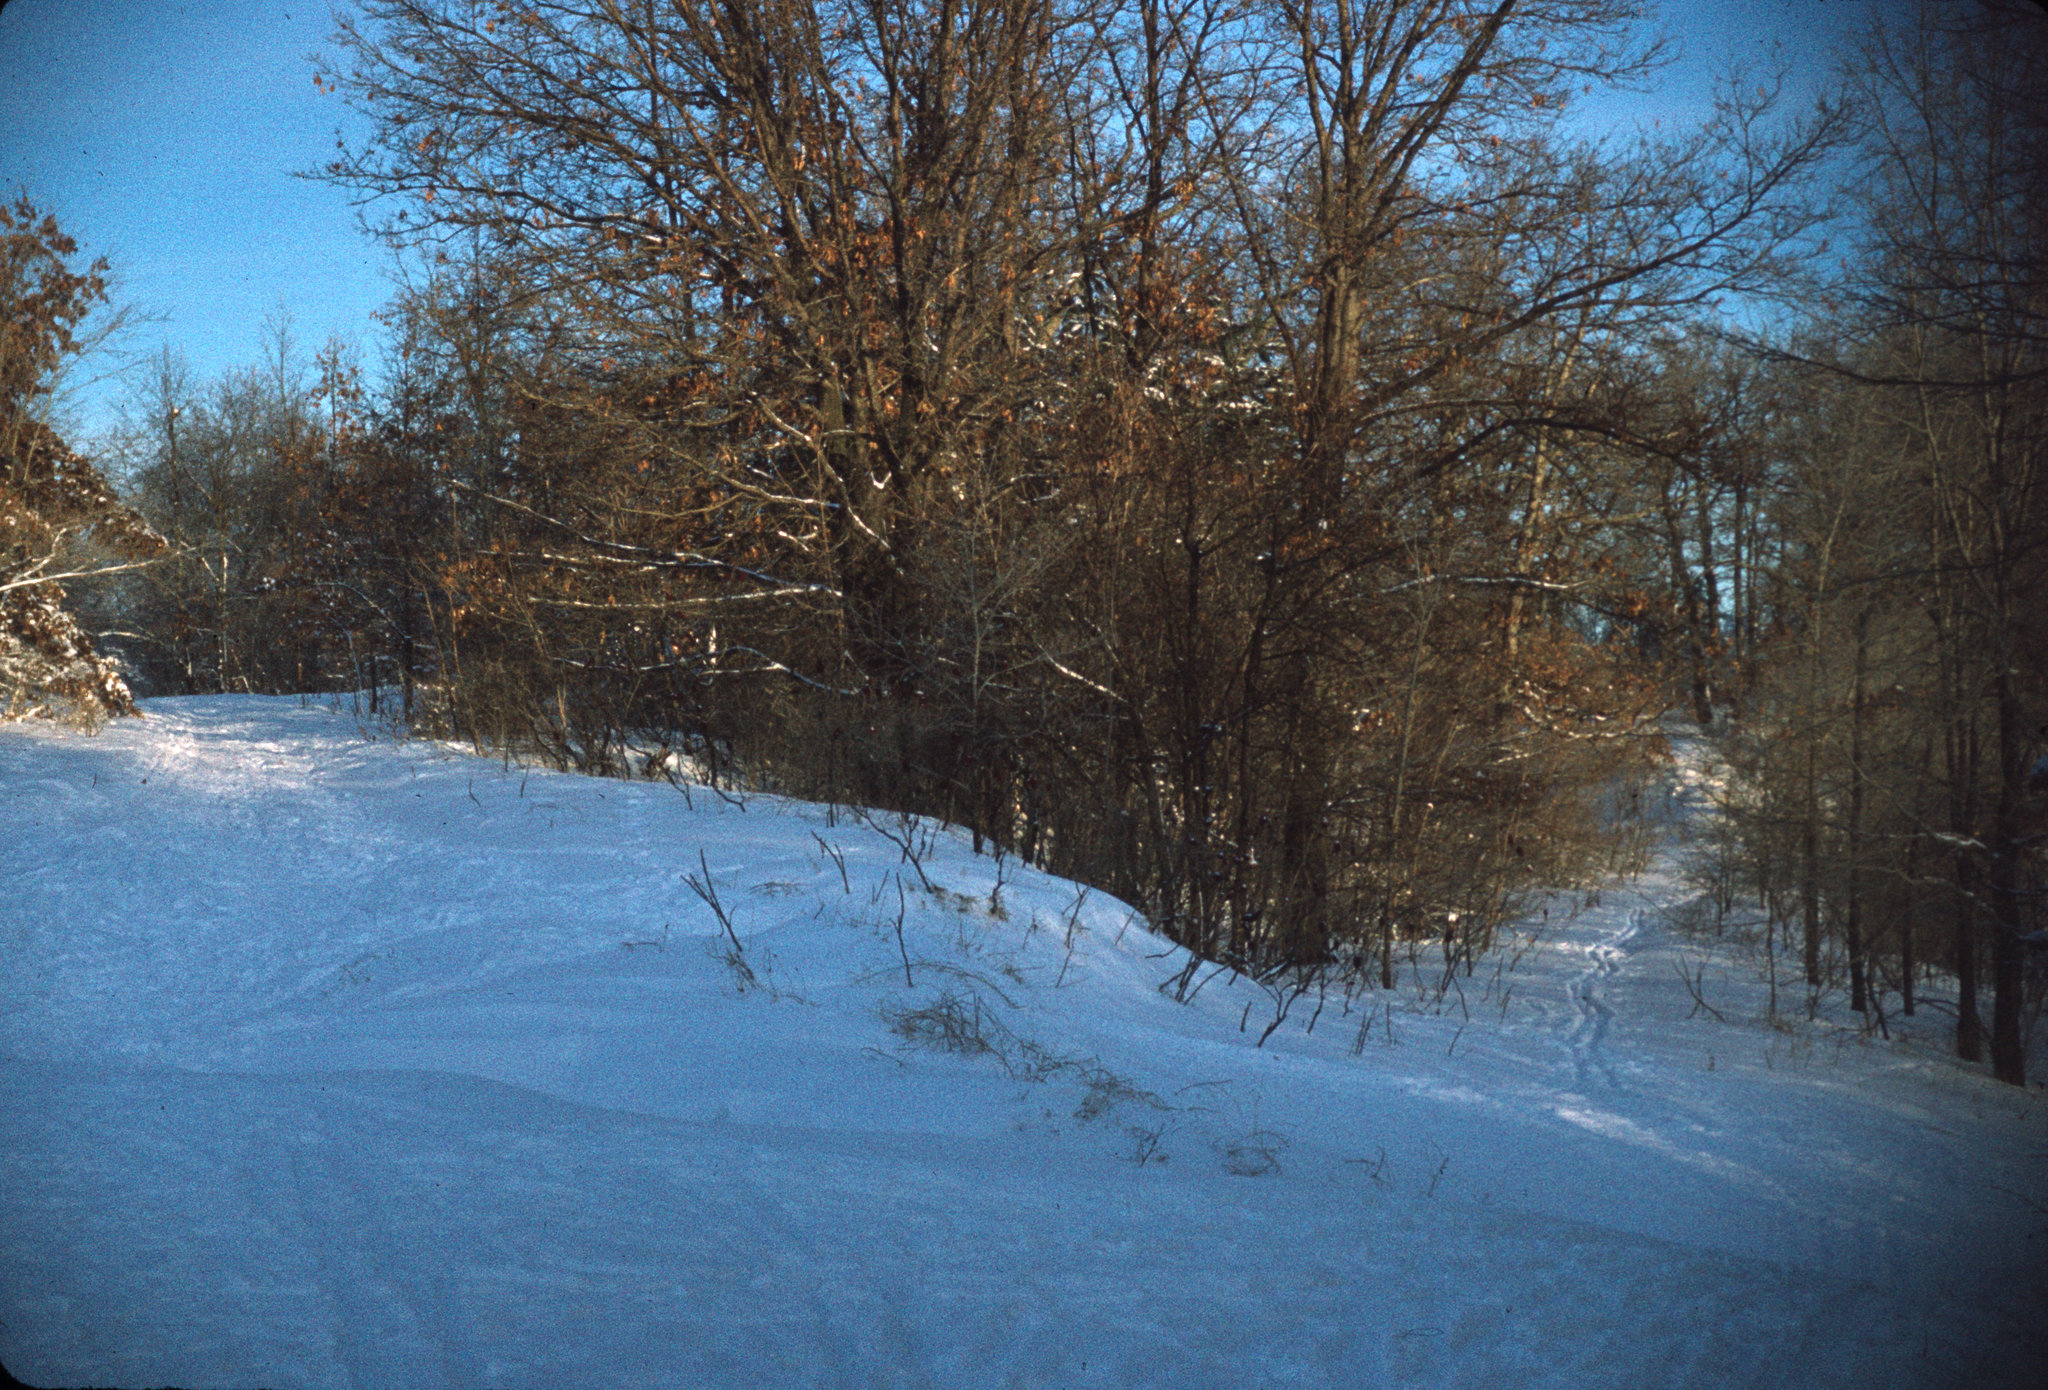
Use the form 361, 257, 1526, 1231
305, 0, 1847, 985
1829, 1, 2043, 1082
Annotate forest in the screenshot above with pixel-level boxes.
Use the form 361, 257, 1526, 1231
4, 0, 2042, 1085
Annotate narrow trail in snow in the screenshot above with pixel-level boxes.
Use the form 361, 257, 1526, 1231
1551, 740, 1717, 1096
1563, 904, 1644, 1092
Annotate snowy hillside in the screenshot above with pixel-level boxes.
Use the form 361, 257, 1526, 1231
2, 696, 2041, 1390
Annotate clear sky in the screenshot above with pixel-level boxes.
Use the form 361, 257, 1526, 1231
1, 0, 1885, 447
0, 0, 380, 440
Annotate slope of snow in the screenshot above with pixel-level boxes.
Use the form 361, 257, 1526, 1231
1, 696, 2041, 1389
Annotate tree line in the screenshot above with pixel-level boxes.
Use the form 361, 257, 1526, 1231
3, 0, 2039, 1081
1696, 7, 2046, 1086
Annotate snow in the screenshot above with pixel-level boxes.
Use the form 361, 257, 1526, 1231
2, 695, 2042, 1390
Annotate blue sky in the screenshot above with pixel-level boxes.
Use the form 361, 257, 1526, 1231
0, 0, 380, 438
2, 0, 1881, 445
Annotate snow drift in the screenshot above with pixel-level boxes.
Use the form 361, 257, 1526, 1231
1, 696, 2040, 1388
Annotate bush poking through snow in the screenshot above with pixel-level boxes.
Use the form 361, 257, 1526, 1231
882, 989, 1069, 1082
1215, 1128, 1288, 1177
1127, 1123, 1171, 1165
684, 848, 762, 993
884, 989, 1003, 1061
879, 991, 1165, 1115
1072, 1067, 1167, 1122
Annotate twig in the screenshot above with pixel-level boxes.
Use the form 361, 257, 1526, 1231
989, 848, 1012, 919
894, 874, 914, 988
812, 831, 850, 894
1255, 965, 1321, 1048
685, 848, 745, 955
1055, 886, 1090, 988
1674, 954, 1728, 1023
1425, 1141, 1450, 1198
859, 807, 937, 893
1351, 998, 1379, 1055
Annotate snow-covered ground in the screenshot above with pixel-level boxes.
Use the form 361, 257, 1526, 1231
2, 696, 2041, 1390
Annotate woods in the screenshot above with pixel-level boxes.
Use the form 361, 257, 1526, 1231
17, 0, 2043, 1081
1706, 5, 2047, 1086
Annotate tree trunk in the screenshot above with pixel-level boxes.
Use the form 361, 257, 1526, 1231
1987, 666, 2026, 1085
1845, 606, 1870, 1013
1802, 737, 1823, 991
1949, 713, 1985, 1061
